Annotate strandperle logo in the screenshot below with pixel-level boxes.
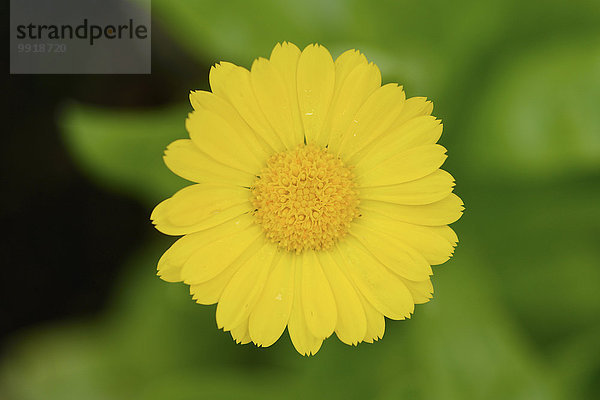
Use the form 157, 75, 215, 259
15, 19, 148, 46
10, 0, 151, 74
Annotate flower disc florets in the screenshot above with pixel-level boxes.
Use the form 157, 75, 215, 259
252, 144, 360, 252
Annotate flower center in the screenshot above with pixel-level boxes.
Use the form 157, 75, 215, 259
252, 144, 360, 253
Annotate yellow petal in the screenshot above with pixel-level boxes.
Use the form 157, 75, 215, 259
156, 214, 254, 283
325, 62, 381, 151
392, 96, 434, 127
360, 209, 456, 265
337, 84, 406, 159
352, 115, 443, 170
334, 238, 414, 320
431, 225, 459, 246
350, 221, 432, 281
269, 43, 303, 129
357, 291, 385, 343
360, 193, 464, 226
301, 251, 337, 339
163, 139, 254, 186
190, 260, 245, 305
359, 169, 455, 205
250, 43, 304, 149
427, 225, 459, 263
230, 317, 252, 345
156, 237, 190, 283
190, 90, 273, 158
180, 222, 263, 285
216, 239, 278, 331
399, 277, 433, 304
209, 62, 286, 153
313, 49, 370, 148
151, 183, 251, 236
357, 145, 447, 187
288, 256, 323, 356
186, 108, 263, 173
318, 251, 367, 346
334, 49, 369, 85
297, 44, 335, 146
249, 252, 295, 347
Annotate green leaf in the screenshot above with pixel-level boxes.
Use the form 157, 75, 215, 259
60, 103, 190, 205
461, 37, 600, 181
459, 179, 600, 346
0, 242, 565, 400
144, 0, 517, 93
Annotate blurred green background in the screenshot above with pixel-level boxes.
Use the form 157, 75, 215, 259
2, 0, 599, 399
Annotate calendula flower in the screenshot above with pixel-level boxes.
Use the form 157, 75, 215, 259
151, 42, 463, 355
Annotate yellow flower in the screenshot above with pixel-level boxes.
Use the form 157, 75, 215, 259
151, 42, 463, 356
